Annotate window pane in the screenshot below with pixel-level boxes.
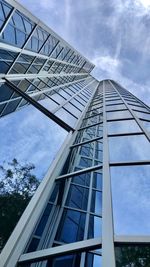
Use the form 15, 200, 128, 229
66, 184, 89, 211
88, 215, 102, 238
111, 165, 150, 235
109, 135, 150, 162
93, 172, 102, 190
91, 190, 102, 215
72, 172, 91, 187
55, 209, 86, 243
107, 110, 132, 120
108, 120, 141, 134
85, 253, 102, 267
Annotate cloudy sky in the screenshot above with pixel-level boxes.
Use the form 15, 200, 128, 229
18, 0, 150, 105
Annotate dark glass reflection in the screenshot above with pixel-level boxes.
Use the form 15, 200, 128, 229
88, 215, 102, 238
55, 209, 86, 243
115, 245, 150, 267
85, 253, 102, 267
47, 254, 81, 267
66, 184, 89, 211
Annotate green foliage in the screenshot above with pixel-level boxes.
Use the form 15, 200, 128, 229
0, 159, 39, 251
116, 246, 150, 267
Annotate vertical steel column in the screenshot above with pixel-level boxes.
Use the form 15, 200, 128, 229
102, 81, 116, 267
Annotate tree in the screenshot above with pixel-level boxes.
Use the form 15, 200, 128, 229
116, 246, 150, 267
0, 159, 39, 251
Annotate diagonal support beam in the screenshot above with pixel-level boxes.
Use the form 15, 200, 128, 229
4, 78, 74, 132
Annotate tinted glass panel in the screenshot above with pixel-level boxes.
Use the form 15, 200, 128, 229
109, 135, 150, 162
107, 110, 132, 120
88, 215, 102, 238
55, 209, 86, 243
108, 120, 141, 134
111, 165, 150, 235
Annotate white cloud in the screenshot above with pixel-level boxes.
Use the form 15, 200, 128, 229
92, 55, 121, 74
135, 0, 150, 9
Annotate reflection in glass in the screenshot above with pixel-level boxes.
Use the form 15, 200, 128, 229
107, 110, 132, 120
66, 185, 89, 211
93, 172, 102, 190
115, 245, 150, 267
91, 191, 102, 215
111, 165, 150, 235
108, 120, 141, 134
109, 135, 150, 162
55, 209, 86, 243
85, 253, 102, 267
72, 172, 91, 187
88, 215, 102, 238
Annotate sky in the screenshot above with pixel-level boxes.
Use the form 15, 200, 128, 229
18, 0, 150, 105
0, 100, 67, 179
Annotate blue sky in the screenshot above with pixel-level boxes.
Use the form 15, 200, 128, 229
0, 101, 67, 178
18, 0, 150, 105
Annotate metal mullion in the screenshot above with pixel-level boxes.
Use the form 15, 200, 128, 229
114, 80, 150, 112
51, 46, 63, 61
44, 180, 72, 249
67, 101, 82, 112
90, 102, 103, 109
86, 109, 102, 117
61, 48, 71, 61
132, 108, 150, 115
107, 117, 133, 123
64, 50, 74, 62
39, 41, 60, 72
140, 118, 150, 123
128, 102, 144, 108
102, 81, 116, 267
78, 121, 103, 131
0, 6, 15, 36
106, 102, 123, 107
63, 205, 88, 214
108, 132, 143, 138
71, 136, 102, 148
6, 24, 38, 74
27, 77, 88, 99
0, 95, 21, 105
87, 106, 103, 113
110, 160, 150, 167
84, 112, 103, 120
56, 164, 102, 181
107, 108, 128, 113
114, 235, 150, 243
3, 72, 88, 81
68, 54, 76, 64
71, 182, 90, 190
23, 34, 51, 74
63, 107, 78, 119
52, 77, 93, 114
80, 171, 94, 266
110, 80, 150, 142
18, 238, 102, 264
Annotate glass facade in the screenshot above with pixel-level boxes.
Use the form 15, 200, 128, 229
0, 1, 150, 267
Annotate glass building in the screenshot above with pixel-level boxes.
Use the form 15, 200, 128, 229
0, 1, 150, 267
